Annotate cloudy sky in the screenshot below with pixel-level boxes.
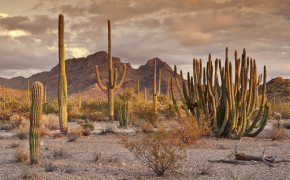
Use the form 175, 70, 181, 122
0, 0, 289, 80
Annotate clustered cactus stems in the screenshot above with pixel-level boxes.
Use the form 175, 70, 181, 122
95, 20, 126, 121
29, 81, 43, 164
171, 48, 269, 138
117, 102, 131, 127
153, 60, 161, 113
78, 90, 82, 108
58, 14, 68, 134
167, 79, 170, 100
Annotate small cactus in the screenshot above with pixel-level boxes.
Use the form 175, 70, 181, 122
29, 81, 43, 164
117, 102, 131, 127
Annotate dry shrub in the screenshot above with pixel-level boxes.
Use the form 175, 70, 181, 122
137, 121, 154, 133
169, 116, 209, 146
16, 127, 29, 140
94, 152, 101, 162
282, 121, 290, 129
53, 147, 67, 158
44, 161, 57, 172
22, 172, 43, 180
53, 132, 63, 139
81, 122, 94, 131
69, 127, 83, 136
15, 147, 29, 162
68, 133, 78, 142
42, 114, 59, 130
122, 129, 186, 176
40, 127, 50, 137
76, 119, 85, 124
271, 126, 289, 140
8, 142, 20, 148
10, 114, 29, 129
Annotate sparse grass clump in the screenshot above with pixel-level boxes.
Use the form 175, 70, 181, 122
15, 147, 29, 162
53, 147, 67, 158
42, 114, 59, 130
44, 161, 57, 172
93, 152, 101, 162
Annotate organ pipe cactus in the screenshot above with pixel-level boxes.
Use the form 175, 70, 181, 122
58, 14, 68, 134
167, 79, 170, 100
153, 60, 161, 113
171, 48, 269, 138
117, 102, 131, 127
29, 81, 43, 164
95, 20, 126, 121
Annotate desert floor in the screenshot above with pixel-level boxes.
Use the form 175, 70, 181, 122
0, 120, 289, 180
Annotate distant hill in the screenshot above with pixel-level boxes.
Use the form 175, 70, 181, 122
0, 51, 177, 100
265, 77, 290, 103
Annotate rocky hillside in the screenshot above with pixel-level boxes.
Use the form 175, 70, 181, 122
265, 77, 290, 103
0, 51, 177, 99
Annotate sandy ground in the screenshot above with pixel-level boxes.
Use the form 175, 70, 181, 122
0, 121, 289, 180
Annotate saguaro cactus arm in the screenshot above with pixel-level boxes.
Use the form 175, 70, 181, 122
115, 64, 126, 88
95, 66, 108, 90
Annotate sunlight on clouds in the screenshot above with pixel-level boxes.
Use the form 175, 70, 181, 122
0, 30, 30, 37
67, 47, 89, 58
0, 13, 9, 18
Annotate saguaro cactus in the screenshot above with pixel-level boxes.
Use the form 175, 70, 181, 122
144, 87, 147, 100
58, 14, 68, 134
78, 90, 82, 108
95, 20, 126, 121
29, 81, 43, 164
153, 60, 161, 113
44, 85, 48, 112
137, 80, 140, 95
2, 86, 5, 112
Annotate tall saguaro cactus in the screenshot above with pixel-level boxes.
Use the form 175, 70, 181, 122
29, 81, 43, 164
44, 85, 48, 112
95, 20, 126, 121
2, 86, 5, 112
137, 80, 140, 95
153, 60, 161, 113
78, 90, 82, 108
144, 87, 147, 100
58, 14, 68, 134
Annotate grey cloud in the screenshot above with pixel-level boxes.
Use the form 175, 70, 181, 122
0, 15, 56, 34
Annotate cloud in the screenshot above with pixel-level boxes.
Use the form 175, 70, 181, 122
0, 0, 289, 80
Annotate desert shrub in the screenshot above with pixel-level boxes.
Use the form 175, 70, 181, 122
136, 120, 154, 133
53, 147, 67, 158
16, 127, 29, 140
282, 121, 290, 129
39, 127, 50, 137
169, 116, 209, 146
42, 114, 59, 130
9, 114, 29, 129
8, 142, 20, 148
44, 161, 57, 172
93, 152, 101, 162
122, 129, 186, 176
68, 133, 78, 142
81, 122, 94, 131
276, 102, 290, 119
45, 99, 59, 114
15, 147, 29, 162
271, 126, 289, 140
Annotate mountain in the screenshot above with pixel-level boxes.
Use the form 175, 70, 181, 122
0, 51, 176, 99
265, 77, 290, 103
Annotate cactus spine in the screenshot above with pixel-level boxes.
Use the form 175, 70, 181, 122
95, 20, 126, 121
58, 14, 68, 134
153, 60, 161, 113
78, 90, 81, 108
29, 81, 43, 164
